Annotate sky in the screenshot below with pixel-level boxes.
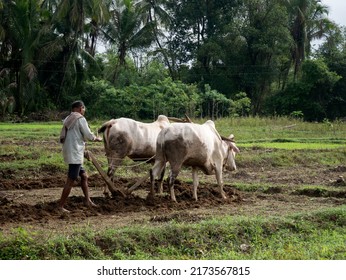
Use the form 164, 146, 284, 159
311, 0, 346, 49
322, 0, 346, 27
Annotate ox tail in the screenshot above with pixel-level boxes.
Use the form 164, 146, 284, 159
98, 119, 116, 133
98, 119, 116, 150
156, 130, 167, 163
151, 129, 168, 179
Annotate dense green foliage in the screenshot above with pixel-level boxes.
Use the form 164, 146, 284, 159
1, 0, 346, 121
84, 77, 201, 119
267, 59, 342, 121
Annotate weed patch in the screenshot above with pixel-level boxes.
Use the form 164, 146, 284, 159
293, 186, 346, 198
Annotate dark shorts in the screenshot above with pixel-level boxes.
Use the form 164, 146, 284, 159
68, 164, 86, 180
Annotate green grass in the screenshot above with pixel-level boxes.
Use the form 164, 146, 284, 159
216, 116, 346, 141
0, 117, 345, 172
293, 185, 346, 198
0, 121, 103, 173
239, 142, 345, 150
1, 117, 345, 142
0, 122, 100, 141
232, 182, 282, 193
0, 206, 345, 259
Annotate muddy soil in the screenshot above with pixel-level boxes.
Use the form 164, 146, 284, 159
0, 164, 345, 236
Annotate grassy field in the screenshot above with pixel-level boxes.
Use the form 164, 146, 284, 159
0, 117, 345, 260
1, 206, 345, 260
0, 117, 345, 173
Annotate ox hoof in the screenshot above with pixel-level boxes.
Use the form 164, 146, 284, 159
220, 191, 227, 200
103, 192, 110, 198
148, 190, 156, 196
84, 200, 99, 208
59, 207, 70, 213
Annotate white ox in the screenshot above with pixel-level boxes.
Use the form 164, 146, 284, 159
150, 120, 240, 202
98, 115, 170, 196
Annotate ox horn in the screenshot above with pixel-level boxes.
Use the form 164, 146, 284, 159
221, 135, 235, 142
167, 114, 193, 123
184, 114, 193, 123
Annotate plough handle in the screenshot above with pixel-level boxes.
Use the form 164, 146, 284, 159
85, 150, 127, 197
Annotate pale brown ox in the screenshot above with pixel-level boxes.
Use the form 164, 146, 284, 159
98, 115, 170, 196
149, 120, 240, 202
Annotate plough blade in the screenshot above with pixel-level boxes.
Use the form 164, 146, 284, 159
127, 174, 150, 194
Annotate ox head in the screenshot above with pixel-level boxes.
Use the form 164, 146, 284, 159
222, 134, 240, 172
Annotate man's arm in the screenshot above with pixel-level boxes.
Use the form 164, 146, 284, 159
79, 118, 102, 142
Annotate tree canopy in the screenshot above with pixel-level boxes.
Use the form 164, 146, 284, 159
0, 0, 345, 121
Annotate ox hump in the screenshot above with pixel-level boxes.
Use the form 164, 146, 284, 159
204, 120, 216, 128
157, 115, 169, 123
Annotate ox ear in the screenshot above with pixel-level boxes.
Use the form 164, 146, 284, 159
229, 141, 240, 153
221, 134, 240, 153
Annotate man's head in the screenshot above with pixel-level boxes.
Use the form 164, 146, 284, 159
71, 100, 86, 115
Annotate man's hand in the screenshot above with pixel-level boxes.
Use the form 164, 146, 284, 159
94, 136, 102, 142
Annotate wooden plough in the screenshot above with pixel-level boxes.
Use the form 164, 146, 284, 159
85, 149, 152, 197
84, 150, 127, 197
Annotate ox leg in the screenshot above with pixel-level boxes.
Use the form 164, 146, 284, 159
150, 161, 166, 196
192, 167, 199, 201
168, 167, 181, 203
149, 169, 156, 196
215, 169, 227, 200
168, 172, 177, 202
157, 167, 166, 195
104, 157, 122, 197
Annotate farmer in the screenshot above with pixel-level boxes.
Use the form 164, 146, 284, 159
58, 100, 102, 212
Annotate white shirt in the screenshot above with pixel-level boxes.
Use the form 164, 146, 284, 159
62, 117, 96, 164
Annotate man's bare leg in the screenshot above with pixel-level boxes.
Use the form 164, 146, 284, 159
81, 173, 97, 207
58, 178, 75, 212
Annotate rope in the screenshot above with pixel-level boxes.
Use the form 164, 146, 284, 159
85, 143, 156, 169
119, 155, 156, 168
101, 154, 156, 169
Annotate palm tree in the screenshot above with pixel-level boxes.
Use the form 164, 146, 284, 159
305, 1, 335, 57
0, 0, 46, 115
84, 0, 111, 56
284, 0, 331, 80
52, 0, 109, 103
137, 0, 175, 77
103, 0, 155, 82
